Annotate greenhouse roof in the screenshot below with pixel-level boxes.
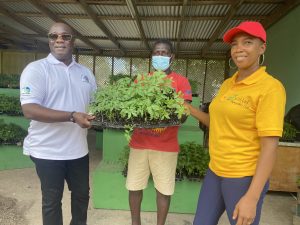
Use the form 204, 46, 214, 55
0, 0, 298, 59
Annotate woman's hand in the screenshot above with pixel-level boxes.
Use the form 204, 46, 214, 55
183, 102, 210, 127
233, 194, 257, 225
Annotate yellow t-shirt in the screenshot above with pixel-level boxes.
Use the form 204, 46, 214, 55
209, 67, 286, 178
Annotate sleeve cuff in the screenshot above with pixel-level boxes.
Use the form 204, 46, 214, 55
258, 130, 283, 137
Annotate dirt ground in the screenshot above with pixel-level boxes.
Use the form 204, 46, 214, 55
0, 130, 297, 225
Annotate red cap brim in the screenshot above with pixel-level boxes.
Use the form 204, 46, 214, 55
223, 28, 244, 43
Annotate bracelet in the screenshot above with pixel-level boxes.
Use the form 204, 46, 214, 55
69, 111, 76, 123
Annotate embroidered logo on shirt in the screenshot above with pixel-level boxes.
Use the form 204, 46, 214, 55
224, 94, 253, 109
21, 86, 31, 95
81, 75, 89, 83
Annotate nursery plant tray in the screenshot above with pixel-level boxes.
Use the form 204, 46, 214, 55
91, 118, 181, 129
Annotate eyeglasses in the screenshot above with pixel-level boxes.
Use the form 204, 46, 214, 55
48, 33, 73, 42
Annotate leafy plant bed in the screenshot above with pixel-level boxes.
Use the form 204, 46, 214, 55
0, 74, 20, 89
0, 119, 27, 145
175, 170, 184, 181
0, 94, 23, 116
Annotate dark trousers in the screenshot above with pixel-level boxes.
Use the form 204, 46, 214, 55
193, 169, 269, 225
31, 154, 90, 225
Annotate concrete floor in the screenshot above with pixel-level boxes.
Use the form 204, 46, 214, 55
0, 130, 296, 225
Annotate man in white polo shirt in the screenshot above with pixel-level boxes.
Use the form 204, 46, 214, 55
20, 22, 96, 225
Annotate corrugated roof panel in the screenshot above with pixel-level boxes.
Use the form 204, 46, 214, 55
137, 5, 181, 17
209, 42, 230, 53
91, 5, 131, 16
90, 39, 118, 49
219, 20, 243, 39
0, 0, 287, 58
1, 1, 39, 13
237, 3, 278, 16
26, 17, 56, 32
143, 21, 180, 39
102, 20, 140, 38
181, 20, 221, 39
47, 3, 86, 15
187, 4, 230, 16
0, 15, 38, 34
118, 40, 147, 50
179, 41, 206, 51
74, 39, 89, 48
65, 19, 106, 37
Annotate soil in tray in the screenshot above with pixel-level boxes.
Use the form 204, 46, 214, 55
92, 113, 182, 129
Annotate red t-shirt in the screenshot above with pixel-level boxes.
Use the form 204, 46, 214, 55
129, 72, 192, 152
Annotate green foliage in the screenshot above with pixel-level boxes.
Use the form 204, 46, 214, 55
0, 94, 22, 116
124, 125, 134, 142
89, 71, 187, 140
90, 71, 186, 122
118, 145, 130, 169
109, 74, 133, 85
118, 145, 130, 177
178, 142, 210, 180
280, 122, 297, 142
0, 119, 27, 145
0, 74, 20, 89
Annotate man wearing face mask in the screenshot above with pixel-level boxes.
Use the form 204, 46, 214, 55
126, 39, 192, 225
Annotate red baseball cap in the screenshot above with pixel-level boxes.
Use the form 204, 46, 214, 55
223, 21, 266, 43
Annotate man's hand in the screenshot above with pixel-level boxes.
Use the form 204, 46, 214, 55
73, 112, 95, 128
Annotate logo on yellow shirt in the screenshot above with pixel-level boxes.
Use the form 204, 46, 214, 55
224, 94, 253, 110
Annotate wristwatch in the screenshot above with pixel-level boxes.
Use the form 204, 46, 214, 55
70, 111, 76, 123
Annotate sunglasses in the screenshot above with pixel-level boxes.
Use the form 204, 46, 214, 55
48, 33, 73, 41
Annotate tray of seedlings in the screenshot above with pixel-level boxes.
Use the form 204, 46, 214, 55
89, 71, 188, 132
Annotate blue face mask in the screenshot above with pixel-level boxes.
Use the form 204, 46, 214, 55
152, 55, 171, 71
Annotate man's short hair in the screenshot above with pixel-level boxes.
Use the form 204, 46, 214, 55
153, 39, 174, 53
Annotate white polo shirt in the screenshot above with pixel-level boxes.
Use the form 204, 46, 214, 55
20, 53, 97, 160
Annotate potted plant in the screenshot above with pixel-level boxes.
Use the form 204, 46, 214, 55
178, 142, 209, 182
269, 122, 300, 193
118, 146, 130, 177
176, 143, 188, 181
280, 122, 297, 142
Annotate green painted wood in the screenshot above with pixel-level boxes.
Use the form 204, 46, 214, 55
0, 146, 33, 170
102, 129, 127, 162
95, 130, 103, 151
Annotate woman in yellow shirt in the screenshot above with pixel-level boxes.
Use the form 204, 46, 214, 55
185, 21, 286, 225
